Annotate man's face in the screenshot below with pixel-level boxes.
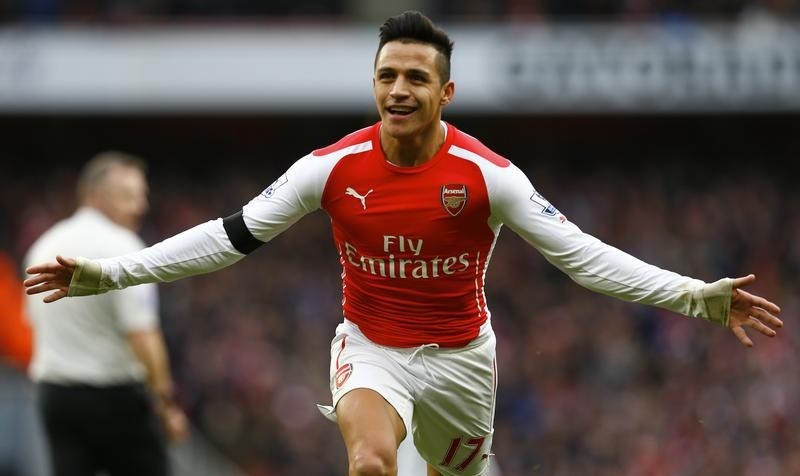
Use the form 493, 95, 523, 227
373, 40, 454, 140
96, 166, 149, 232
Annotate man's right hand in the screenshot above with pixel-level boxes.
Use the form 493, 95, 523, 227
24, 255, 77, 303
159, 401, 189, 443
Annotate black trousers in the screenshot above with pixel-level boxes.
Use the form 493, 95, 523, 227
38, 382, 169, 476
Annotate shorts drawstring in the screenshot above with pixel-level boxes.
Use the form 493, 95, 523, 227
407, 343, 440, 381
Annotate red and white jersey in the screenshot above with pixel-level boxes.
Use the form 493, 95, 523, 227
99, 121, 710, 348
237, 121, 704, 347
267, 122, 507, 347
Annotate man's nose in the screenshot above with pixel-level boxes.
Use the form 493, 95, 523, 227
389, 77, 410, 97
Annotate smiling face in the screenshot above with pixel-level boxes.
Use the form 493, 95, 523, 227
373, 40, 454, 142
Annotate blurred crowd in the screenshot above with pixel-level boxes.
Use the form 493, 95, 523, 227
0, 0, 797, 23
2, 130, 798, 475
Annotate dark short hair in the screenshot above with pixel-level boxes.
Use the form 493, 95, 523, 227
375, 11, 454, 84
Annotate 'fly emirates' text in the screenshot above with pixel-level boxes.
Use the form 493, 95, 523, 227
343, 235, 471, 279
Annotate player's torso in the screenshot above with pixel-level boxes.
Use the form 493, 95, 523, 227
316, 124, 498, 347
322, 124, 497, 276
325, 159, 492, 273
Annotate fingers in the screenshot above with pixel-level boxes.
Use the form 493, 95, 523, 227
23, 273, 56, 288
731, 274, 782, 314
25, 262, 61, 276
25, 283, 67, 302
162, 408, 189, 443
736, 288, 782, 314
729, 307, 784, 348
24, 257, 76, 301
750, 306, 783, 329
26, 280, 68, 296
56, 255, 77, 268
731, 274, 756, 288
25, 257, 76, 277
755, 296, 781, 315
25, 282, 51, 295
731, 326, 754, 348
43, 290, 68, 303
24, 273, 66, 293
742, 314, 777, 338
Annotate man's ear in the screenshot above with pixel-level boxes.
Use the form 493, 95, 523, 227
441, 80, 455, 106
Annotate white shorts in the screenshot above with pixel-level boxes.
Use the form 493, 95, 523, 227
317, 319, 497, 476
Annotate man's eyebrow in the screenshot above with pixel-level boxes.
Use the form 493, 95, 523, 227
407, 68, 431, 78
376, 67, 431, 78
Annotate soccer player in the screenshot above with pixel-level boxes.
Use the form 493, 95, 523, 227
24, 12, 781, 476
24, 152, 187, 476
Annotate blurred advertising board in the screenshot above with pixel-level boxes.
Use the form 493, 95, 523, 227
0, 21, 798, 113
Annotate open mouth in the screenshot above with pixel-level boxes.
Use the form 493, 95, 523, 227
387, 106, 417, 116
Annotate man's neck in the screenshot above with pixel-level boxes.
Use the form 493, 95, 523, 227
381, 121, 446, 167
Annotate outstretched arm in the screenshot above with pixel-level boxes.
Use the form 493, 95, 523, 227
24, 217, 250, 302
491, 164, 784, 348
728, 274, 782, 347
25, 154, 329, 304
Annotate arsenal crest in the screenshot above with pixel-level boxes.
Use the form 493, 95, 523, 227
441, 184, 468, 216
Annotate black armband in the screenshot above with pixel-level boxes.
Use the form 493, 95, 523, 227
222, 211, 264, 255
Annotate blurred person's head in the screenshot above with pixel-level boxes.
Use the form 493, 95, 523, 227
77, 151, 149, 232
373, 11, 455, 141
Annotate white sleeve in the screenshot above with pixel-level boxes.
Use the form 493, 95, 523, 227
241, 153, 328, 242
95, 218, 245, 290
492, 164, 731, 325
77, 154, 332, 293
110, 227, 161, 331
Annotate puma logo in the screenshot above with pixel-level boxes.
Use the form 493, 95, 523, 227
345, 187, 374, 210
